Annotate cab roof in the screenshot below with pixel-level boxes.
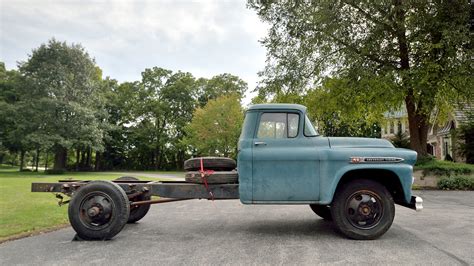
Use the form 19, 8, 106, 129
248, 103, 307, 113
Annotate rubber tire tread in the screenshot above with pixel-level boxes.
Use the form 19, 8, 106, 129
113, 176, 151, 223
184, 157, 236, 171
330, 179, 395, 240
68, 180, 130, 240
127, 194, 151, 223
309, 204, 332, 221
185, 171, 239, 184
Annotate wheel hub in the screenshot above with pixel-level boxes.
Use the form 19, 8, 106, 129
79, 192, 114, 229
87, 206, 101, 217
360, 205, 371, 215
345, 190, 383, 230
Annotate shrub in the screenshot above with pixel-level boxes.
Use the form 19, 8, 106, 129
437, 176, 474, 190
45, 169, 66, 175
415, 155, 435, 166
390, 131, 410, 149
415, 160, 474, 177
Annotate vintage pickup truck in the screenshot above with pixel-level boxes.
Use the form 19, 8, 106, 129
32, 103, 422, 240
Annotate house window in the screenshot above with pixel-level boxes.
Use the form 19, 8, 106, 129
427, 144, 434, 156
397, 120, 402, 134
444, 140, 449, 156
390, 121, 394, 134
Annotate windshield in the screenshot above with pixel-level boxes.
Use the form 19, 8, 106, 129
304, 115, 319, 137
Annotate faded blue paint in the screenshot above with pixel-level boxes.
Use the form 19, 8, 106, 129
237, 110, 257, 203
248, 103, 307, 113
238, 104, 417, 205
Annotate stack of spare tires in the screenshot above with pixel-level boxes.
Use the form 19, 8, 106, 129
184, 157, 238, 184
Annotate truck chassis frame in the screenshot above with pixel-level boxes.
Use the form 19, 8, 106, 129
32, 180, 239, 203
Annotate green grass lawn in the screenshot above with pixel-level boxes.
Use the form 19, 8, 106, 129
0, 165, 170, 242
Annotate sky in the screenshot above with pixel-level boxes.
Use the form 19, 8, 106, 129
0, 0, 269, 104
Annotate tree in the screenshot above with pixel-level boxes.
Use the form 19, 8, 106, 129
304, 77, 382, 137
184, 94, 244, 158
161, 71, 197, 169
458, 111, 474, 164
197, 73, 248, 107
0, 62, 26, 169
18, 39, 104, 170
249, 1, 473, 157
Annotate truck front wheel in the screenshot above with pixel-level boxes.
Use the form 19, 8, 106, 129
331, 179, 395, 240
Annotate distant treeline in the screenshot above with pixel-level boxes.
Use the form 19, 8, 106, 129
0, 39, 246, 171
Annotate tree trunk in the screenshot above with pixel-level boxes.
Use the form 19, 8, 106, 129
86, 147, 92, 169
19, 150, 25, 171
94, 151, 101, 171
11, 153, 16, 167
80, 149, 86, 168
394, 0, 428, 158
53, 147, 67, 170
45, 152, 49, 170
76, 148, 80, 171
405, 96, 429, 157
176, 150, 185, 170
35, 148, 40, 172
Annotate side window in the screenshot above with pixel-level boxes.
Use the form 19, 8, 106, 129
288, 113, 299, 138
257, 112, 299, 139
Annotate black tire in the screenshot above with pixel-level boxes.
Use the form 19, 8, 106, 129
113, 176, 151, 223
330, 179, 395, 240
184, 157, 236, 171
185, 171, 239, 184
115, 176, 138, 181
128, 194, 151, 223
309, 204, 332, 220
68, 180, 130, 240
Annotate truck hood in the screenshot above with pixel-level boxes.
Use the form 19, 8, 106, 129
328, 137, 394, 148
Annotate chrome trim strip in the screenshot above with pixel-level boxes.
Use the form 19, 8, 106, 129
350, 156, 404, 164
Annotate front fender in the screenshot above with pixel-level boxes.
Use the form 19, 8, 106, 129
320, 163, 413, 205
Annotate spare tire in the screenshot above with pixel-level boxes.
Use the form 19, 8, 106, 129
184, 157, 236, 171
185, 171, 238, 184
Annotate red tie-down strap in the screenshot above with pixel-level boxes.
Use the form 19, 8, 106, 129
200, 157, 215, 201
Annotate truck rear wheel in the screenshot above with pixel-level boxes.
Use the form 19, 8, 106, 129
114, 176, 151, 223
184, 157, 236, 171
309, 204, 332, 220
330, 179, 395, 240
68, 180, 130, 240
127, 195, 151, 223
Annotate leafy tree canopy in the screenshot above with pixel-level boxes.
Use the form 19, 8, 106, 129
184, 94, 244, 158
18, 39, 104, 169
249, 0, 474, 156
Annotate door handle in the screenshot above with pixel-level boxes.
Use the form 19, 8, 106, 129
254, 141, 267, 146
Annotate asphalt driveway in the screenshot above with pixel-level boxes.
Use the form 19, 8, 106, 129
0, 190, 472, 265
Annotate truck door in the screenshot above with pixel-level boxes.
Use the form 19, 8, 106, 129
252, 112, 320, 202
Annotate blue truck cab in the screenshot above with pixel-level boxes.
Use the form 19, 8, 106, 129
238, 103, 422, 239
